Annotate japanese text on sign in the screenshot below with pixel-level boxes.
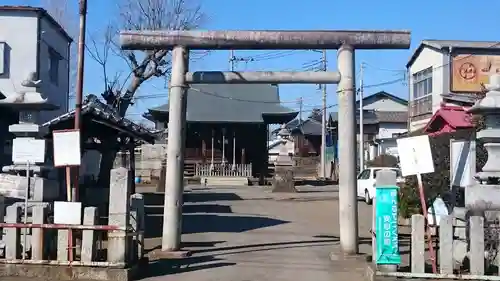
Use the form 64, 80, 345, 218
375, 187, 401, 265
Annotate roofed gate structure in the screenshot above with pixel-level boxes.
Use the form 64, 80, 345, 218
145, 84, 297, 185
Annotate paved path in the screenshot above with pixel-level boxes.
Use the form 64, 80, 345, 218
140, 185, 374, 281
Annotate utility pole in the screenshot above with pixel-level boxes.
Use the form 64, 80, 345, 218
229, 50, 235, 71
71, 0, 88, 202
359, 62, 365, 171
298, 97, 303, 121
320, 50, 327, 179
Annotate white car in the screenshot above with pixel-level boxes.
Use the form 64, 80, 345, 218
357, 167, 404, 205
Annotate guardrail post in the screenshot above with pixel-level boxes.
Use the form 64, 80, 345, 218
81, 207, 98, 263
438, 215, 453, 274
130, 193, 145, 261
411, 214, 425, 273
31, 205, 47, 260
0, 195, 4, 240
5, 205, 20, 259
469, 216, 485, 275
108, 167, 130, 263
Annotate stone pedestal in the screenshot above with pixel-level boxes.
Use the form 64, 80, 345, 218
452, 74, 500, 268
272, 165, 296, 193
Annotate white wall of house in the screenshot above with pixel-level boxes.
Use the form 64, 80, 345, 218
0, 12, 38, 96
0, 9, 71, 124
408, 46, 449, 131
38, 16, 71, 122
363, 97, 407, 112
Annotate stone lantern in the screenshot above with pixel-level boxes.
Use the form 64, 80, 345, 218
272, 124, 295, 192
465, 74, 500, 210
0, 72, 59, 201
449, 74, 500, 269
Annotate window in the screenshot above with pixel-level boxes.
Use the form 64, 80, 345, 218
357, 169, 370, 180
410, 95, 432, 117
48, 47, 60, 85
412, 67, 433, 99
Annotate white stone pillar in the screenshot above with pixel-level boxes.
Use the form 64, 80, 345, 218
210, 129, 215, 172
232, 131, 236, 171
221, 128, 226, 165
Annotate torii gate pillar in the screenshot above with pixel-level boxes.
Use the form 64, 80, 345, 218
120, 30, 411, 255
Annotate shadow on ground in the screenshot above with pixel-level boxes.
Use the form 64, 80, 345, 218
143, 191, 288, 238
141, 237, 354, 279
138, 255, 237, 279
183, 214, 289, 234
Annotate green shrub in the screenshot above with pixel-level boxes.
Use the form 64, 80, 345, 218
366, 154, 399, 168
398, 128, 487, 218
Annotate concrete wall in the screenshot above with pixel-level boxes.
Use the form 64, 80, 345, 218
0, 10, 71, 124
114, 144, 167, 182
37, 16, 71, 122
0, 11, 38, 95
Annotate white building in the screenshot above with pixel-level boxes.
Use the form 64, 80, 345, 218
0, 6, 72, 123
329, 91, 408, 161
407, 40, 500, 131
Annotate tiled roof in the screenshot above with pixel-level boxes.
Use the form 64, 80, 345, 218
43, 95, 156, 143
272, 118, 323, 136
407, 39, 500, 68
148, 84, 298, 123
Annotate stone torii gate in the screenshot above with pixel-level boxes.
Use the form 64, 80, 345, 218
120, 30, 411, 255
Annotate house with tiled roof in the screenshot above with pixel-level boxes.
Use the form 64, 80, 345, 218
406, 39, 499, 132
329, 91, 408, 164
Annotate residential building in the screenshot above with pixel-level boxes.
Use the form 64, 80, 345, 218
269, 118, 323, 158
407, 40, 500, 131
329, 91, 408, 161
0, 6, 72, 123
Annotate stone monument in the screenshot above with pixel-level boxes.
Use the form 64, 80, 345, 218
0, 72, 59, 201
271, 125, 297, 193
451, 74, 500, 268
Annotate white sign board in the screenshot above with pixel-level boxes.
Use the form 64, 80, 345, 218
53, 130, 81, 167
54, 201, 82, 225
12, 138, 46, 164
396, 135, 435, 177
450, 139, 476, 188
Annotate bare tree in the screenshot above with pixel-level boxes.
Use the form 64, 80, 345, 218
84, 0, 205, 187
87, 0, 205, 115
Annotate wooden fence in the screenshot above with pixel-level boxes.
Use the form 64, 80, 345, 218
195, 163, 252, 177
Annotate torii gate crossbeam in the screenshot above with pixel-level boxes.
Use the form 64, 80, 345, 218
120, 30, 411, 256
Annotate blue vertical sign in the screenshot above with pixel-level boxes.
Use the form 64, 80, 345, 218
375, 186, 401, 265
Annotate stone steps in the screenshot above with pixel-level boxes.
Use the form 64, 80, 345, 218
201, 176, 249, 186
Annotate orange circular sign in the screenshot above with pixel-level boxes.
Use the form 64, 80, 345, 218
459, 62, 476, 80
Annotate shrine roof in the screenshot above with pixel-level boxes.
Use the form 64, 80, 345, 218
43, 95, 156, 143
423, 105, 473, 136
147, 84, 298, 124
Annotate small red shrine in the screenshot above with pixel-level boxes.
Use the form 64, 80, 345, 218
423, 103, 474, 136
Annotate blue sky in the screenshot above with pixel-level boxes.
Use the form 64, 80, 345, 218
11, 0, 500, 122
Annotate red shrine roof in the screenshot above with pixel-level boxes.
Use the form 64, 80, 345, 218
423, 103, 473, 136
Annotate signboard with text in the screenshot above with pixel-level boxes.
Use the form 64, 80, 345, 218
375, 186, 401, 265
451, 54, 500, 93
